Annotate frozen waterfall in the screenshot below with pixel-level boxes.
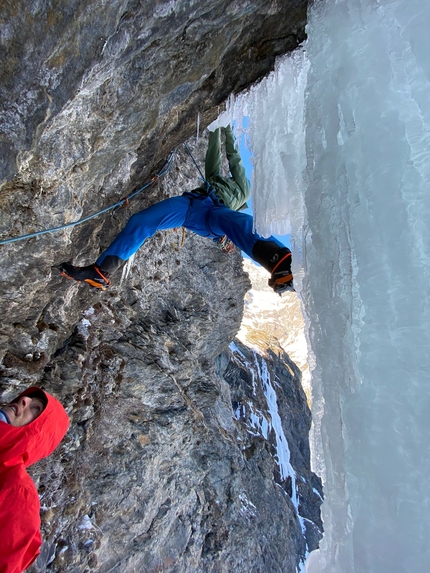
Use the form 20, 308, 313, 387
213, 0, 430, 571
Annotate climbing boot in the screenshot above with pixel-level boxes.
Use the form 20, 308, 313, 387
268, 261, 294, 294
252, 240, 294, 294
60, 262, 111, 290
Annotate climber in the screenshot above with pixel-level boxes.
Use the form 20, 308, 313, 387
60, 126, 294, 294
0, 387, 69, 573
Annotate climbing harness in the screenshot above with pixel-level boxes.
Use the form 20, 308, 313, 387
0, 152, 176, 246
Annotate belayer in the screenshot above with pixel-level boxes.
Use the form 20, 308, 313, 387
60, 126, 294, 294
0, 386, 69, 573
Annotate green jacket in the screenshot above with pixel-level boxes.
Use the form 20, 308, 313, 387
201, 126, 251, 211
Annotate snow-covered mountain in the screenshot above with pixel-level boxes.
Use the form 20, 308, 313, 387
238, 259, 311, 400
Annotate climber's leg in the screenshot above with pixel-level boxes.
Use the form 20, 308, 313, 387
203, 205, 278, 257
204, 205, 294, 293
60, 196, 191, 288
96, 195, 190, 271
205, 129, 222, 180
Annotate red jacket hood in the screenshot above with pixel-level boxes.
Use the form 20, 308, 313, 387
0, 387, 69, 468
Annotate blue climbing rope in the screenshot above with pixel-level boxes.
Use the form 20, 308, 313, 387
183, 141, 213, 194
0, 151, 176, 246
183, 142, 205, 182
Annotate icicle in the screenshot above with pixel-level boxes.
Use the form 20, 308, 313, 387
196, 112, 200, 142
208, 93, 237, 131
120, 254, 135, 284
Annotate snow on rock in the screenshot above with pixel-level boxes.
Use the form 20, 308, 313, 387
225, 340, 323, 564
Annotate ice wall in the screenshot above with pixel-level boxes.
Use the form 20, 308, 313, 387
301, 1, 430, 570
209, 50, 309, 238
217, 0, 430, 571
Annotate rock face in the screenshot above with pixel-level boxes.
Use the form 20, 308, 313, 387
1, 0, 307, 186
223, 341, 323, 555
0, 1, 322, 572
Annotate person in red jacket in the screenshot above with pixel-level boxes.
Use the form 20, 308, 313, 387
0, 387, 69, 573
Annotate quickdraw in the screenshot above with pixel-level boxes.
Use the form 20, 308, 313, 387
217, 235, 235, 255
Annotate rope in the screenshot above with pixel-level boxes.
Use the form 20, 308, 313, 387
183, 141, 215, 195
183, 141, 220, 204
0, 151, 176, 246
183, 142, 206, 183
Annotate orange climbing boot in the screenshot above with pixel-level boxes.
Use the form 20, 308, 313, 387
60, 262, 110, 290
268, 251, 294, 294
252, 241, 294, 294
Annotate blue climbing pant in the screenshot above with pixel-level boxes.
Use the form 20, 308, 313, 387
96, 193, 283, 268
